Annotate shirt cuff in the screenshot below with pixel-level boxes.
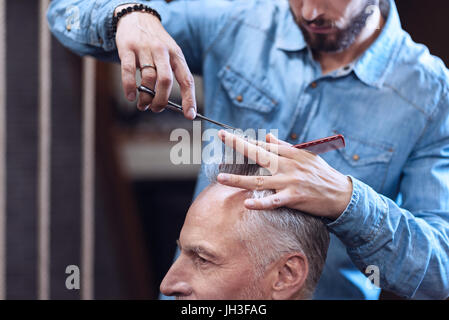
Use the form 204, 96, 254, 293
97, 0, 168, 51
325, 175, 388, 248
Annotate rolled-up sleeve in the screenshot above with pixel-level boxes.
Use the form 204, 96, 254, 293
47, 0, 143, 60
47, 0, 235, 70
327, 94, 449, 299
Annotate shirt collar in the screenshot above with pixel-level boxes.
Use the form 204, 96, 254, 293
276, 0, 404, 88
354, 0, 404, 88
275, 2, 307, 52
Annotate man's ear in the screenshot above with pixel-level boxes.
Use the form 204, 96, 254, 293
270, 252, 309, 300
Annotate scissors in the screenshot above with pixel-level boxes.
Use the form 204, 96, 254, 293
137, 85, 237, 130
137, 85, 345, 155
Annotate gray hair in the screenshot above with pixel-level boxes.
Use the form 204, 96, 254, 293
207, 162, 330, 299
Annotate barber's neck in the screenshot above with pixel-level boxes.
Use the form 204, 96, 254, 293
315, 13, 385, 75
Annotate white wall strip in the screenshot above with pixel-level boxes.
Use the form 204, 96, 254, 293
38, 0, 51, 300
0, 0, 7, 301
81, 57, 96, 300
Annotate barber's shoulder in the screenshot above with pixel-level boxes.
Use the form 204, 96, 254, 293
385, 33, 449, 118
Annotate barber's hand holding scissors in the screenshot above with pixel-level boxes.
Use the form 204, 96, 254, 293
217, 130, 353, 220
114, 4, 197, 119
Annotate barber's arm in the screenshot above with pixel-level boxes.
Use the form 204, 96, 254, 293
217, 96, 449, 299
47, 0, 233, 116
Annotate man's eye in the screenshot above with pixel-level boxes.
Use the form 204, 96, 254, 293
194, 255, 209, 266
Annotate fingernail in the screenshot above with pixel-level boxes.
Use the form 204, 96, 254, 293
246, 200, 255, 208
137, 104, 148, 111
127, 92, 136, 101
217, 173, 228, 182
187, 108, 196, 119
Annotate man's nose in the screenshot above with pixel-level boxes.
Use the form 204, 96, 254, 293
160, 261, 193, 298
301, 0, 327, 22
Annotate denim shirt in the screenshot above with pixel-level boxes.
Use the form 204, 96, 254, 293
48, 0, 449, 299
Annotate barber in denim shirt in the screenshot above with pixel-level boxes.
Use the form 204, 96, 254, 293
48, 0, 449, 299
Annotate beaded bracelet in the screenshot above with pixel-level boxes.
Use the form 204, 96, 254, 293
112, 4, 162, 35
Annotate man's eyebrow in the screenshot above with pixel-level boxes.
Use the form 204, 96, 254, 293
176, 239, 220, 261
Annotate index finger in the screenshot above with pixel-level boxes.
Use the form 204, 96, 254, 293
218, 130, 280, 173
249, 139, 300, 160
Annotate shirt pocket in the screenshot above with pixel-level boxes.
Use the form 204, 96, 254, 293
217, 65, 278, 129
333, 129, 394, 192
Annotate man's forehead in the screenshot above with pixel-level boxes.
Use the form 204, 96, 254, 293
180, 184, 251, 250
189, 184, 251, 222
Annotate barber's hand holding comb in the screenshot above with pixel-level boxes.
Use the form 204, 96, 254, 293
217, 130, 353, 220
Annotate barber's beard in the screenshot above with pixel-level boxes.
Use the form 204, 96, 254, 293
295, 0, 377, 53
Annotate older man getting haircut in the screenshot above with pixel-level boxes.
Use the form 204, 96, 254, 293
160, 162, 330, 300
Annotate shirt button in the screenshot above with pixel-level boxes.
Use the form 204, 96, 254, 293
310, 82, 318, 89
290, 133, 298, 140
353, 154, 360, 161
236, 95, 243, 102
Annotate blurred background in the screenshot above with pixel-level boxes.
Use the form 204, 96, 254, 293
0, 0, 448, 299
